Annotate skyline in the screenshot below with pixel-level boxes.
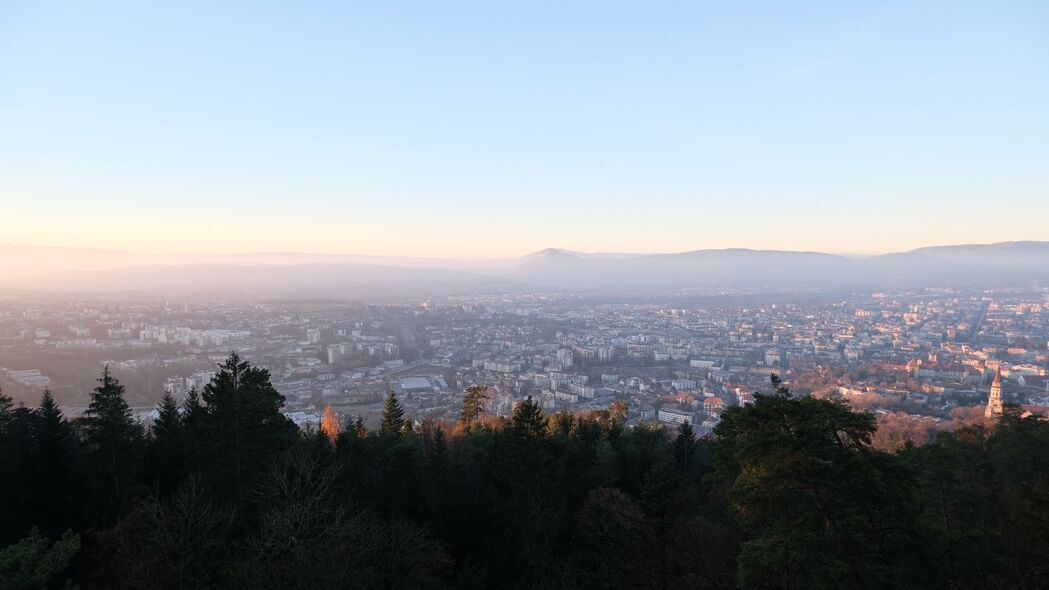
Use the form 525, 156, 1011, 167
3, 1, 1049, 257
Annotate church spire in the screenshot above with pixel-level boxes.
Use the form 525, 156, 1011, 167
986, 367, 1003, 418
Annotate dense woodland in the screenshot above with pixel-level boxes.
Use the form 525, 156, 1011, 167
1, 353, 1048, 589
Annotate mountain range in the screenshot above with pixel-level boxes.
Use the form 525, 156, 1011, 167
3, 241, 1049, 299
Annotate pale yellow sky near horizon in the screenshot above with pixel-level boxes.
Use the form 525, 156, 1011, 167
3, 209, 1045, 259
4, 179, 1047, 259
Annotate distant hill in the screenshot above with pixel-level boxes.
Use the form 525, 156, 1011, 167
518, 248, 862, 291
4, 241, 1049, 297
517, 242, 1049, 291
525, 248, 644, 260
853, 242, 1049, 286
906, 241, 1049, 267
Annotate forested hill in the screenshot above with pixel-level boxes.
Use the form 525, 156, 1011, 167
2, 356, 1048, 589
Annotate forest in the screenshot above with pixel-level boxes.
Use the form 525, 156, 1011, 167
1, 352, 1048, 589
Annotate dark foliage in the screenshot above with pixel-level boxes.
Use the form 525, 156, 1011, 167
2, 368, 1048, 589
83, 367, 146, 528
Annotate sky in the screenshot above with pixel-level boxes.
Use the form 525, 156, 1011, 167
1, 0, 1047, 259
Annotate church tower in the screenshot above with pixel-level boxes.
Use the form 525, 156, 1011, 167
985, 367, 1003, 418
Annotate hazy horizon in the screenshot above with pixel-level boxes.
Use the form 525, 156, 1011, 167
4, 237, 1049, 261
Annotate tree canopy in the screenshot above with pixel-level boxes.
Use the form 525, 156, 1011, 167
1, 369, 1048, 589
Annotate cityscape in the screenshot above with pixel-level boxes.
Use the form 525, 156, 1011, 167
3, 285, 1047, 447
2, 0, 1048, 587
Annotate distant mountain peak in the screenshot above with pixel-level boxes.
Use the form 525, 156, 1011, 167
524, 248, 646, 260
526, 248, 580, 259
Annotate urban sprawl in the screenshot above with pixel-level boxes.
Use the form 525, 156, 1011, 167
2, 289, 1048, 446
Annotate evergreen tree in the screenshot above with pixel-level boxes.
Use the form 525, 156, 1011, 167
84, 367, 145, 527
0, 527, 80, 590
181, 387, 204, 437
146, 392, 184, 496
195, 352, 297, 500
0, 390, 33, 545
36, 389, 66, 438
380, 392, 405, 435
902, 412, 1049, 586
151, 393, 182, 441
30, 390, 83, 538
459, 385, 489, 427
154, 392, 180, 429
510, 396, 547, 439
354, 415, 368, 438
714, 375, 925, 589
18, 361, 1049, 589
673, 420, 695, 472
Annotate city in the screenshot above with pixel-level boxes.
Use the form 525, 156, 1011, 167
3, 287, 1047, 447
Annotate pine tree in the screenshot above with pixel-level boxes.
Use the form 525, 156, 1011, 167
380, 391, 405, 435
0, 527, 81, 590
195, 352, 297, 499
673, 420, 696, 472
146, 392, 184, 495
181, 387, 204, 434
713, 375, 913, 589
0, 390, 33, 545
83, 367, 145, 527
36, 389, 64, 435
157, 391, 180, 425
152, 392, 182, 441
354, 415, 368, 438
510, 396, 547, 439
459, 385, 490, 427
30, 390, 83, 538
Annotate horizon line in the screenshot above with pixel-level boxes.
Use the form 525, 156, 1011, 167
3, 239, 1048, 261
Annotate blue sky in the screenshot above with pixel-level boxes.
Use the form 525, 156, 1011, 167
1, 0, 1047, 257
